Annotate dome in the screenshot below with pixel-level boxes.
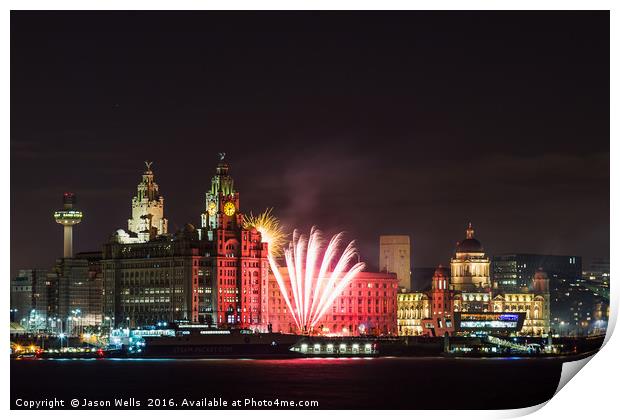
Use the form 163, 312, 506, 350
455, 222, 484, 253
456, 238, 483, 253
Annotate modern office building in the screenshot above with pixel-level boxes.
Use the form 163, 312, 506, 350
379, 235, 411, 290
47, 251, 103, 331
492, 253, 582, 291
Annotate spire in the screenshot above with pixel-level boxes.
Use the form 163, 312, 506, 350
216, 152, 230, 177
466, 222, 474, 239
211, 154, 234, 194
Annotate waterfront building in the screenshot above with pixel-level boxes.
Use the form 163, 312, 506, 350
266, 269, 399, 336
421, 265, 456, 336
450, 223, 491, 291
47, 251, 103, 332
10, 269, 48, 324
379, 235, 411, 290
397, 292, 428, 336
126, 161, 168, 243
102, 158, 269, 329
397, 224, 551, 337
102, 228, 210, 327
103, 157, 397, 334
492, 253, 582, 292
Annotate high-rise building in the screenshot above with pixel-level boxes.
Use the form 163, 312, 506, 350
492, 253, 582, 291
379, 235, 411, 290
450, 223, 491, 291
47, 251, 103, 332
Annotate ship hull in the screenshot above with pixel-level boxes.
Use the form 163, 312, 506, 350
138, 331, 303, 359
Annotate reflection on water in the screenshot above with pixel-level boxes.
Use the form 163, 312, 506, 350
12, 357, 566, 409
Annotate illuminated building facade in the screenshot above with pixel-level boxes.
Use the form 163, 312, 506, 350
102, 229, 209, 327
118, 162, 169, 243
102, 157, 269, 329
197, 157, 269, 327
10, 269, 49, 324
397, 292, 428, 335
266, 270, 399, 336
398, 224, 551, 337
420, 265, 456, 336
379, 235, 411, 290
450, 223, 491, 291
492, 253, 582, 291
20, 251, 104, 333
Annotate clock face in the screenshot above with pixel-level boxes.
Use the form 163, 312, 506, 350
207, 201, 217, 216
223, 201, 236, 217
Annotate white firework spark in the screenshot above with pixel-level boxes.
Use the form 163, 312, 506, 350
268, 227, 366, 333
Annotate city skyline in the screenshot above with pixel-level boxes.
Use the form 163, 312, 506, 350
10, 157, 605, 276
11, 11, 609, 275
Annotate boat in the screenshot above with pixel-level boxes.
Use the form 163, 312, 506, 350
134, 327, 303, 358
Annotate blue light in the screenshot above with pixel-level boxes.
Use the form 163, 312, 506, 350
500, 314, 519, 321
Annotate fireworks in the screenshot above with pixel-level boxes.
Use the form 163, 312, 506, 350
269, 227, 366, 333
243, 208, 286, 257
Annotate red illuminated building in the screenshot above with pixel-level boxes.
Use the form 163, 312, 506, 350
420, 265, 456, 336
198, 156, 270, 327
265, 269, 399, 336
103, 156, 397, 335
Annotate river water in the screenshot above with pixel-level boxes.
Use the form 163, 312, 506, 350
11, 356, 568, 409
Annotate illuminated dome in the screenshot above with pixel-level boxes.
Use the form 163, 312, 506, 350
456, 223, 483, 253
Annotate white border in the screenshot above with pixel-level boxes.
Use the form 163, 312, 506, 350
3, 1, 616, 419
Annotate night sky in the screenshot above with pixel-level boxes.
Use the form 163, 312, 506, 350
10, 11, 609, 277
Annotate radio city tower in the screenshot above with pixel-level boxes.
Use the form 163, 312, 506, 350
53, 192, 83, 258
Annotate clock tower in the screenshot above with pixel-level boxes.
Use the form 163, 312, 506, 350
201, 154, 269, 328
201, 152, 240, 230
